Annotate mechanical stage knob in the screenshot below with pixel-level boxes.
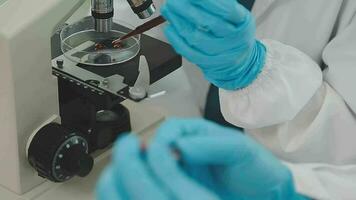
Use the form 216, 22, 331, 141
27, 123, 94, 182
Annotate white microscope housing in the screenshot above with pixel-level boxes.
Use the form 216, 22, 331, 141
0, 0, 88, 195
0, 0, 181, 197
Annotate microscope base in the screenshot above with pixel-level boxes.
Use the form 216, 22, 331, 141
0, 100, 164, 200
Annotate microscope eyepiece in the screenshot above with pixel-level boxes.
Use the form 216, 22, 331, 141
126, 0, 156, 19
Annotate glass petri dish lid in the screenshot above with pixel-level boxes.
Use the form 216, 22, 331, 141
60, 16, 140, 66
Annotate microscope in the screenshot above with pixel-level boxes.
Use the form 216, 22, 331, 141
0, 0, 181, 197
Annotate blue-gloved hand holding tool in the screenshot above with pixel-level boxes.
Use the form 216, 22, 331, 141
161, 0, 266, 90
96, 118, 310, 200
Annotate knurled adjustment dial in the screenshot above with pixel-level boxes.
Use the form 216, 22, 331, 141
28, 123, 94, 182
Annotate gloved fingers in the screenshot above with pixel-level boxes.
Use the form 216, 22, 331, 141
182, 163, 219, 192
96, 166, 126, 200
96, 167, 124, 200
152, 118, 231, 144
175, 134, 255, 166
162, 8, 246, 55
147, 119, 297, 199
164, 25, 242, 65
175, 133, 292, 187
164, 25, 211, 64
160, 4, 195, 38
164, 0, 247, 26
150, 117, 255, 166
162, 0, 242, 38
112, 134, 170, 200
147, 138, 221, 200
190, 0, 248, 25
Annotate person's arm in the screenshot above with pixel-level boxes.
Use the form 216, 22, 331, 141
220, 39, 323, 128
158, 0, 356, 197
220, 20, 356, 200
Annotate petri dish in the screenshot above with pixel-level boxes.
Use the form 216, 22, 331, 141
60, 16, 140, 66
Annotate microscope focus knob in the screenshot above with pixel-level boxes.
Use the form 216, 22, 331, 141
28, 123, 94, 182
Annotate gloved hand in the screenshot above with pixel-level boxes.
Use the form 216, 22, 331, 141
96, 118, 310, 200
161, 0, 266, 90
96, 133, 220, 200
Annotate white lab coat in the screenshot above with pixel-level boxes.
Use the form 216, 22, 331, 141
219, 0, 356, 199
116, 0, 356, 199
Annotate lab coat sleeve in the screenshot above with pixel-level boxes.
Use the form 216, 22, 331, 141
220, 39, 356, 200
220, 39, 323, 129
284, 163, 356, 200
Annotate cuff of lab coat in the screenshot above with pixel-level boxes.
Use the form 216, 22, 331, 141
219, 39, 323, 129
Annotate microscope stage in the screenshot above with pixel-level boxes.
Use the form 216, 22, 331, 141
52, 26, 182, 101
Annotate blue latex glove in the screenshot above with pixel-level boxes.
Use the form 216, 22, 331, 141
96, 133, 220, 200
96, 119, 310, 200
161, 0, 266, 90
